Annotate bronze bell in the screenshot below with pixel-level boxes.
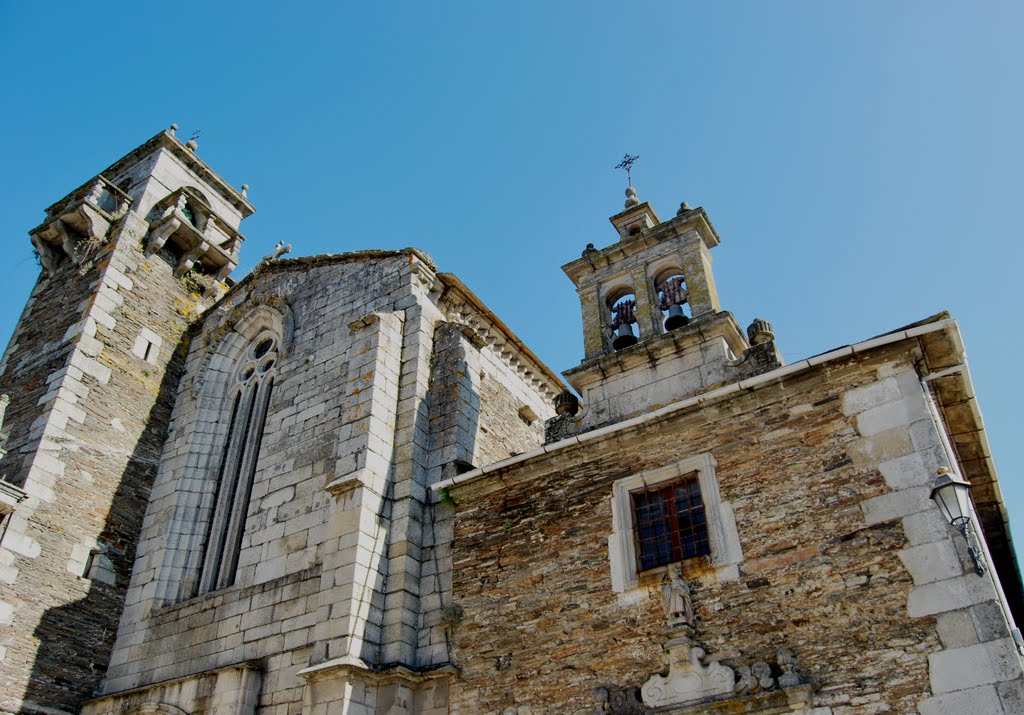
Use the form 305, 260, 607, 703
612, 323, 638, 350
664, 304, 690, 331
554, 390, 580, 416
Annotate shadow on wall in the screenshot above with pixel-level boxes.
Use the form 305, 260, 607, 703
354, 320, 481, 668
23, 330, 194, 712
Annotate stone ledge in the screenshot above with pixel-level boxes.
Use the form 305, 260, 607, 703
297, 655, 459, 685
84, 661, 261, 712
644, 683, 813, 714
0, 479, 27, 514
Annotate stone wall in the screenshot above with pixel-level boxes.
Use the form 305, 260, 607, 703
102, 255, 420, 702
0, 212, 209, 713
93, 252, 559, 715
443, 343, 1024, 714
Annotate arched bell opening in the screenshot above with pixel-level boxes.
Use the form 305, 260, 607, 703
181, 186, 212, 230
655, 270, 690, 332
607, 288, 639, 351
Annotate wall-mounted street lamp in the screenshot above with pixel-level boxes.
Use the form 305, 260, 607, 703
930, 467, 987, 576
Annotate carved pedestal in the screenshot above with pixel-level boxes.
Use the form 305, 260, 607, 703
641, 629, 735, 708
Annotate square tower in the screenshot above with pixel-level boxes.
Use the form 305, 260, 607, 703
0, 126, 252, 713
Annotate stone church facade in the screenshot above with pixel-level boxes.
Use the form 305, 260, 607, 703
0, 128, 1022, 714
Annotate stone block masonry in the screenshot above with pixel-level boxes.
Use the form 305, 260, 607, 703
0, 212, 214, 713
89, 251, 559, 715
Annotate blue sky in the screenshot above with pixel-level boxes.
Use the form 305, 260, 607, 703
2, 2, 1023, 548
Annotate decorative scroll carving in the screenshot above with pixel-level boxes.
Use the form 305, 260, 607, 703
53, 219, 80, 265
32, 234, 59, 274
640, 637, 735, 708
176, 239, 210, 276
146, 215, 181, 255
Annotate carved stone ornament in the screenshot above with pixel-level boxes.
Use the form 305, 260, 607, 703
777, 647, 802, 688
640, 636, 735, 708
735, 660, 775, 695
660, 564, 694, 629
554, 389, 580, 416
593, 686, 645, 714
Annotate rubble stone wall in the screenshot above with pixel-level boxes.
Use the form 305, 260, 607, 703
444, 344, 1024, 714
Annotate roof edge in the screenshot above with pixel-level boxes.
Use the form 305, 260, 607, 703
433, 315, 959, 493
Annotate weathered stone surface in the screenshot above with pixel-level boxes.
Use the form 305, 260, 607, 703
4, 135, 1024, 715
0, 206, 213, 712
446, 346, 972, 713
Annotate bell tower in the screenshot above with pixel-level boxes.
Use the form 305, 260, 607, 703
0, 125, 253, 713
554, 186, 782, 436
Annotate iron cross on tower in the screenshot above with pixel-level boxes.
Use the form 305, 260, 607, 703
614, 154, 640, 186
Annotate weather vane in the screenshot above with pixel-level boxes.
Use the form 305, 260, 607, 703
614, 154, 640, 186
189, 130, 202, 142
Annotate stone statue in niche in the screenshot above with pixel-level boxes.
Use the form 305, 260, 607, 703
660, 564, 694, 629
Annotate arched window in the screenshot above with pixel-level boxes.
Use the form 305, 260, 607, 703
608, 288, 639, 350
655, 270, 690, 331
197, 332, 278, 594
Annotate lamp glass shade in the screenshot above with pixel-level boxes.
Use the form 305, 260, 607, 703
930, 474, 973, 525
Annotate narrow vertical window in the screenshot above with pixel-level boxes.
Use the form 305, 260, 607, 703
197, 334, 279, 594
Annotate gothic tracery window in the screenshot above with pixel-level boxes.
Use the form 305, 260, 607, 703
197, 332, 278, 594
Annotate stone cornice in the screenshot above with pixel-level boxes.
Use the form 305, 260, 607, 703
562, 311, 748, 393
436, 273, 566, 400
563, 206, 720, 286
0, 478, 27, 514
44, 130, 255, 219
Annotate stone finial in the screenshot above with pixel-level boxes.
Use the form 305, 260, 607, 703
777, 648, 801, 688
747, 318, 775, 345
582, 243, 597, 257
554, 390, 580, 417
169, 123, 179, 135
241, 184, 249, 198
270, 241, 292, 260
676, 201, 691, 216
186, 138, 199, 152
624, 186, 640, 209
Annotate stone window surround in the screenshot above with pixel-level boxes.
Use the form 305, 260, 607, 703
149, 301, 289, 606
197, 330, 279, 595
609, 453, 742, 594
131, 328, 163, 365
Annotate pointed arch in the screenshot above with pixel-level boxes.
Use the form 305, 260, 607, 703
153, 301, 285, 604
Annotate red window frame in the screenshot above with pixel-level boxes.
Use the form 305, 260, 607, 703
630, 473, 710, 571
